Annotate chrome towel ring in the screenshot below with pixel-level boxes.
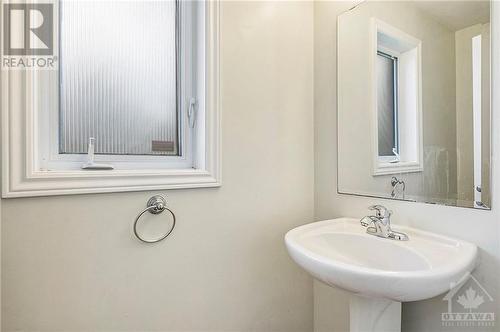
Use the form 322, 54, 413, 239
133, 195, 176, 243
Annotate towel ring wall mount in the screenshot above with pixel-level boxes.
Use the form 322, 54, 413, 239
133, 195, 176, 243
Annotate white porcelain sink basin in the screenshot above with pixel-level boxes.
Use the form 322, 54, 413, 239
285, 218, 478, 302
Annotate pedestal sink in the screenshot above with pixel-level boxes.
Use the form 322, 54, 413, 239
285, 218, 478, 332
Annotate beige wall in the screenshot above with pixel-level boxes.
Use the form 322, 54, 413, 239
337, 1, 458, 203
1, 2, 315, 331
315, 1, 499, 331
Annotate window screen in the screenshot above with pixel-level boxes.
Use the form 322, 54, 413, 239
59, 0, 179, 156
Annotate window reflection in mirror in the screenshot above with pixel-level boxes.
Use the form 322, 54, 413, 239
374, 19, 422, 174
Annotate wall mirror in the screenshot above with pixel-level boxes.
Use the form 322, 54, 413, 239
337, 1, 491, 209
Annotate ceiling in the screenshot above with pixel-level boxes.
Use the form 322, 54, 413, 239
412, 1, 490, 31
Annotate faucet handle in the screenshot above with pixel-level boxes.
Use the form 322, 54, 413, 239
368, 205, 392, 218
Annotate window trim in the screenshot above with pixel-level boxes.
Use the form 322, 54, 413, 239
1, 0, 221, 197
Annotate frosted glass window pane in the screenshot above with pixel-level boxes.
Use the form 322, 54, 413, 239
59, 0, 178, 156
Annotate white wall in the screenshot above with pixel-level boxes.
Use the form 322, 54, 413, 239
482, 23, 491, 207
1, 2, 315, 331
456, 24, 483, 204
315, 1, 500, 331
456, 23, 491, 207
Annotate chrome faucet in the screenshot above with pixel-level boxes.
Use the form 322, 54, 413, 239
360, 205, 409, 241
391, 176, 406, 199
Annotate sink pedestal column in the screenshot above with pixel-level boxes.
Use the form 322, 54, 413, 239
349, 295, 401, 332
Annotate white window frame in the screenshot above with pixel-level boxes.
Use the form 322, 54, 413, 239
1, 0, 221, 197
370, 18, 423, 176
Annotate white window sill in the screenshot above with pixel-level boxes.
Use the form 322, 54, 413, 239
3, 168, 221, 198
373, 161, 423, 176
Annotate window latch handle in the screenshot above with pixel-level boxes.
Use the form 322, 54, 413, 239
188, 98, 197, 128
81, 137, 114, 170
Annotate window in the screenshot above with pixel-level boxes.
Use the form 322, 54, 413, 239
376, 50, 399, 161
59, 1, 180, 157
371, 18, 423, 176
48, 0, 193, 170
2, 0, 221, 197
